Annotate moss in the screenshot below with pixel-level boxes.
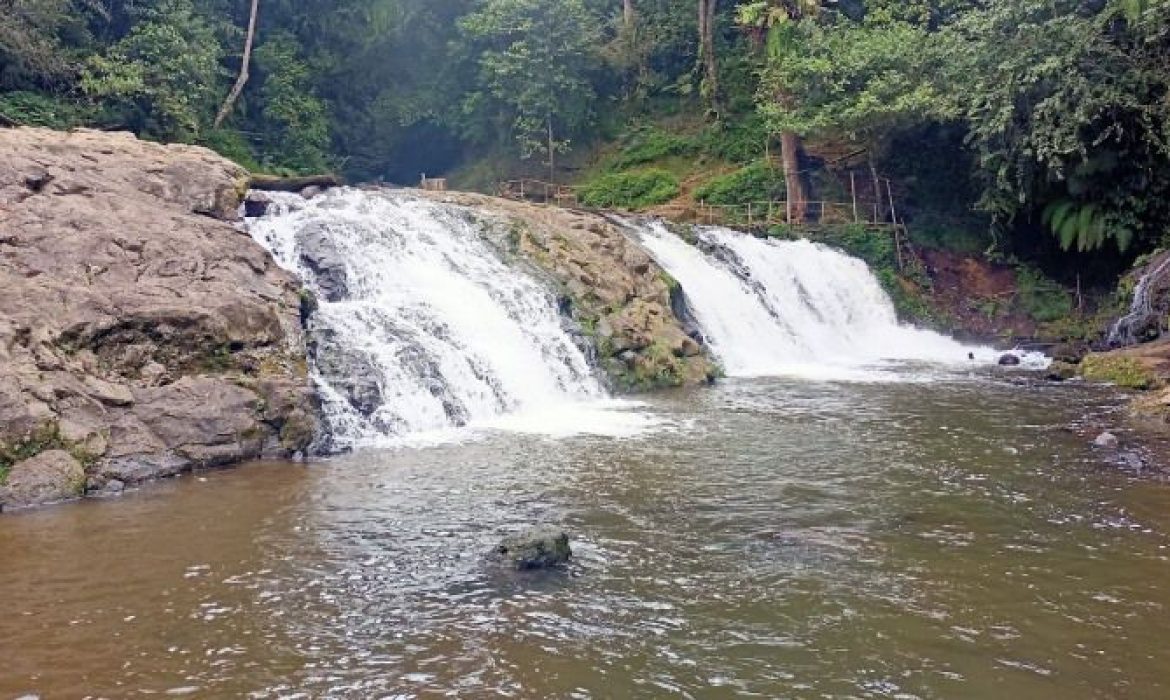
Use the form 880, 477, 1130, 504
1080, 354, 1158, 390
0, 421, 65, 484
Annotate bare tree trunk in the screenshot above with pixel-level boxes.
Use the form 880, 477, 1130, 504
781, 131, 807, 223
624, 0, 635, 26
213, 0, 261, 129
698, 0, 719, 109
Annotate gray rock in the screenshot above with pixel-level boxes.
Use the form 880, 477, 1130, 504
1046, 361, 1078, 382
496, 527, 572, 570
0, 450, 85, 509
998, 353, 1022, 366
0, 127, 317, 510
1093, 432, 1120, 449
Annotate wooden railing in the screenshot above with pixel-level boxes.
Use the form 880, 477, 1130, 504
497, 179, 578, 206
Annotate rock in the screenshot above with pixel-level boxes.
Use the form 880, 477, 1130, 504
998, 353, 1022, 366
0, 127, 317, 509
244, 191, 272, 218
414, 190, 717, 391
300, 185, 325, 199
0, 450, 85, 509
495, 527, 572, 570
1093, 432, 1120, 449
1046, 361, 1078, 382
1049, 342, 1088, 365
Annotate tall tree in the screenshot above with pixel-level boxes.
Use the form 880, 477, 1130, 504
738, 0, 821, 222
697, 0, 719, 110
213, 0, 260, 128
459, 0, 600, 177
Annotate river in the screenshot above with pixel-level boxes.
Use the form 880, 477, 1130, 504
3, 373, 1169, 698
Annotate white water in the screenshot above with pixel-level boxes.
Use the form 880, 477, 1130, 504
627, 221, 1025, 380
247, 188, 656, 450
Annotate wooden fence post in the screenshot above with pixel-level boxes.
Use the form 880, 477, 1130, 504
850, 171, 858, 222
886, 178, 898, 225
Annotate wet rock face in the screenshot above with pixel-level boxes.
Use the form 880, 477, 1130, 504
418, 192, 719, 391
0, 128, 318, 510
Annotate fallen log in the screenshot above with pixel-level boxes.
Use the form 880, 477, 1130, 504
249, 173, 343, 192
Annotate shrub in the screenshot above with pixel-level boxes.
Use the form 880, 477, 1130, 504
609, 126, 696, 171
693, 161, 785, 205
579, 169, 680, 209
1015, 267, 1073, 323
0, 90, 90, 129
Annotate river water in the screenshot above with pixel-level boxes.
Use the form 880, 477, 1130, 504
3, 373, 1169, 698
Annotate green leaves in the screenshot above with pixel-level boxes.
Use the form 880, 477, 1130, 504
1042, 200, 1134, 252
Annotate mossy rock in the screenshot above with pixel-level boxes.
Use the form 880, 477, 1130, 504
1080, 354, 1158, 390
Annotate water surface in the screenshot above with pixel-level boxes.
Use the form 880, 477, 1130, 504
3, 375, 1169, 698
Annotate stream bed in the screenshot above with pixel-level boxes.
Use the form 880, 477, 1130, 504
2, 373, 1170, 698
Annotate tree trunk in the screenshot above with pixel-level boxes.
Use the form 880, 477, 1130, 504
781, 131, 807, 223
624, 0, 635, 26
213, 0, 261, 129
698, 0, 719, 109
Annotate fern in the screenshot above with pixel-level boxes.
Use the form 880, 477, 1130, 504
1042, 200, 1133, 252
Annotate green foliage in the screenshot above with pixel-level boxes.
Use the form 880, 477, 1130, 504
198, 128, 261, 171
80, 0, 223, 141
1014, 267, 1073, 323
608, 126, 697, 171
459, 0, 600, 161
694, 161, 785, 205
0, 90, 89, 128
1042, 200, 1134, 253
579, 169, 680, 209
253, 32, 333, 173
698, 114, 770, 164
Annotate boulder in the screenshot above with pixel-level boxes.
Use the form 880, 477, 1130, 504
413, 192, 718, 391
0, 450, 85, 509
495, 527, 572, 570
998, 353, 1022, 366
244, 191, 272, 218
0, 127, 317, 509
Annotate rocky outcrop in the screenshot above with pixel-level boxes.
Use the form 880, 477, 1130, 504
0, 127, 317, 510
418, 191, 718, 390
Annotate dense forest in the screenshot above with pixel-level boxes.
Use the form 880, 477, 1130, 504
2, 0, 1168, 278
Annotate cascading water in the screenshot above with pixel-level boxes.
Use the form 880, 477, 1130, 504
1108, 252, 1170, 347
624, 220, 1006, 379
247, 188, 614, 450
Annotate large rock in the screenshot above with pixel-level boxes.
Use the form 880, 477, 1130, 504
0, 128, 317, 507
419, 191, 718, 390
495, 527, 572, 570
0, 450, 85, 509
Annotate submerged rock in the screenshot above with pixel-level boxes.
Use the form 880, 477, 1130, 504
998, 353, 1022, 366
495, 527, 572, 570
1093, 432, 1120, 449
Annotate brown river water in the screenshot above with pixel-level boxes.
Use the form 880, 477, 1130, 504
2, 374, 1170, 698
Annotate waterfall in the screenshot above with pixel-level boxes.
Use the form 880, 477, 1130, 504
1108, 252, 1170, 347
246, 188, 610, 450
625, 220, 1000, 379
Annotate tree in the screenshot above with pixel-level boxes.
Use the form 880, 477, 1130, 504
697, 0, 719, 109
738, 0, 823, 222
80, 0, 224, 141
213, 0, 260, 128
459, 0, 600, 177
940, 0, 1170, 252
